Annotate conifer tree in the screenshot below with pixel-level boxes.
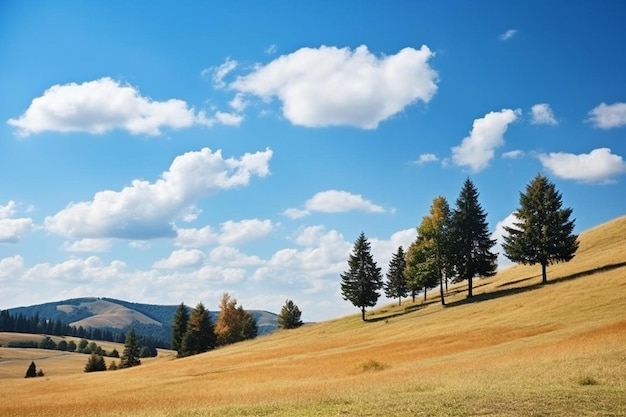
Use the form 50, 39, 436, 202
180, 302, 216, 356
502, 174, 579, 283
25, 361, 37, 378
384, 246, 408, 306
340, 233, 383, 321
171, 302, 189, 354
84, 353, 107, 372
215, 294, 257, 346
120, 328, 141, 368
277, 299, 303, 329
450, 179, 498, 298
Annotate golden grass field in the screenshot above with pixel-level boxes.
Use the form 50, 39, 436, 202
1, 216, 625, 416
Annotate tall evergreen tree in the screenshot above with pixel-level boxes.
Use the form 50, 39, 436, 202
277, 299, 303, 329
450, 179, 498, 298
340, 233, 383, 321
120, 328, 141, 368
180, 302, 216, 356
384, 246, 408, 306
214, 294, 257, 346
502, 174, 579, 283
25, 361, 37, 378
171, 302, 189, 354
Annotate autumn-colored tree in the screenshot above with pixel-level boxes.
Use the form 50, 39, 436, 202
214, 293, 258, 346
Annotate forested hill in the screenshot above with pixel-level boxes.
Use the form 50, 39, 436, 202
5, 298, 278, 345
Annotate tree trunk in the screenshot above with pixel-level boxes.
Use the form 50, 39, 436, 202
361, 307, 366, 321
542, 262, 547, 284
423, 287, 427, 301
398, 297, 401, 306
468, 276, 473, 298
439, 273, 446, 306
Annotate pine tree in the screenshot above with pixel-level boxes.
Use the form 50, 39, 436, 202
450, 179, 498, 298
25, 361, 37, 378
171, 302, 189, 354
340, 233, 383, 321
120, 328, 141, 368
214, 294, 257, 346
384, 246, 408, 306
277, 299, 303, 329
502, 174, 579, 283
180, 302, 216, 356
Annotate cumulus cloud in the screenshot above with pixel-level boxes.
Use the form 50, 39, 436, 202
219, 219, 274, 246
452, 108, 520, 172
491, 213, 517, 269
538, 148, 626, 183
230, 45, 438, 129
285, 190, 385, 218
203, 57, 238, 89
0, 255, 25, 280
7, 77, 239, 137
530, 103, 558, 125
45, 147, 273, 240
175, 225, 218, 248
500, 29, 517, 41
208, 246, 263, 268
23, 256, 126, 284
413, 153, 439, 165
153, 249, 206, 269
0, 201, 34, 243
587, 102, 626, 129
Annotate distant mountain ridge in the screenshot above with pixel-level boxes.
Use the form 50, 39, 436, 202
6, 297, 279, 344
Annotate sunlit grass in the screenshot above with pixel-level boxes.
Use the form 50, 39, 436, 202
1, 215, 625, 416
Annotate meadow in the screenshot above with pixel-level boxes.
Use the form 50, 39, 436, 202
1, 216, 625, 417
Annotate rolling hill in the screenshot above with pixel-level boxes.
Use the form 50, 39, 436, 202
1, 215, 625, 417
6, 298, 279, 344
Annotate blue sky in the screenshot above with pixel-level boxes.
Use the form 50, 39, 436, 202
1, 1, 625, 322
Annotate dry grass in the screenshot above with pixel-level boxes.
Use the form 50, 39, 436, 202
1, 216, 626, 416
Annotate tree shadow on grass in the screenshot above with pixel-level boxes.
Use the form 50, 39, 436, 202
445, 261, 626, 309
366, 298, 441, 322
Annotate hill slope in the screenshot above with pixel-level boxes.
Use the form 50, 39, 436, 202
1, 215, 625, 417
6, 298, 279, 342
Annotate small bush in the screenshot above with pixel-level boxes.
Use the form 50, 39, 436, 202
578, 375, 599, 386
353, 359, 388, 374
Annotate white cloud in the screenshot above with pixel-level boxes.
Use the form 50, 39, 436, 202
500, 29, 517, 41
414, 153, 439, 164
219, 219, 274, 245
22, 256, 126, 284
502, 150, 525, 159
587, 102, 626, 129
175, 225, 219, 248
63, 239, 111, 253
265, 44, 277, 54
204, 58, 238, 89
530, 103, 558, 125
208, 246, 263, 268
370, 228, 417, 273
153, 249, 206, 269
0, 255, 25, 280
231, 44, 438, 129
452, 108, 520, 172
284, 190, 385, 218
44, 147, 273, 240
492, 213, 517, 269
0, 201, 33, 243
229, 93, 248, 112
538, 148, 626, 183
7, 77, 228, 137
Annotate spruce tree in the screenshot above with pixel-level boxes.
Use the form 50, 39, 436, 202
84, 353, 107, 372
502, 174, 579, 283
25, 361, 37, 378
340, 233, 383, 321
120, 328, 141, 368
450, 179, 498, 298
384, 246, 408, 306
180, 302, 216, 356
171, 302, 189, 354
277, 299, 303, 329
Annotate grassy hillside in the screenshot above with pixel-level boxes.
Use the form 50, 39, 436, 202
1, 216, 625, 417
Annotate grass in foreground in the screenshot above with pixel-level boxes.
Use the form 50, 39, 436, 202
1, 216, 625, 417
